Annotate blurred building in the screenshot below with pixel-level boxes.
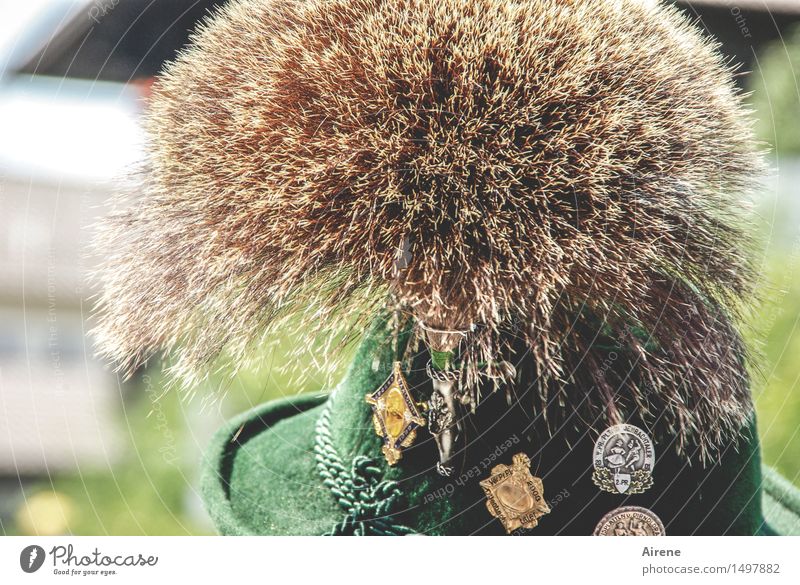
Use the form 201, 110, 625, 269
0, 0, 219, 488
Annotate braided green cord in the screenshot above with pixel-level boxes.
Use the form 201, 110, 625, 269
314, 394, 416, 536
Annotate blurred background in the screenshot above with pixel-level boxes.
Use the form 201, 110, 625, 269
0, 0, 798, 535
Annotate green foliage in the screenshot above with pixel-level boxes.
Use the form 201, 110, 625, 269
749, 25, 800, 155
751, 252, 800, 487
16, 384, 211, 535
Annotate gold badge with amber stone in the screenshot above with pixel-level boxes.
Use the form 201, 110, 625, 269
365, 362, 426, 465
480, 453, 550, 534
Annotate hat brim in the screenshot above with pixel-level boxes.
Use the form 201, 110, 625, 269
762, 466, 800, 535
201, 392, 342, 536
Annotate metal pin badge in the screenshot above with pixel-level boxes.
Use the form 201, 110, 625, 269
592, 424, 655, 495
593, 506, 665, 536
365, 362, 426, 466
480, 452, 550, 534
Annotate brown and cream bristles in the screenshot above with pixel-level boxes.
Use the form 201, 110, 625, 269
92, 0, 763, 456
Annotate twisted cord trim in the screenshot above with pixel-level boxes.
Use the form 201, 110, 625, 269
314, 394, 416, 536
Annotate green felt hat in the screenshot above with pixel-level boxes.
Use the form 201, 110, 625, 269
201, 323, 800, 536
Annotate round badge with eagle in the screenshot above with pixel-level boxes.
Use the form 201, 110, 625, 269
592, 424, 655, 495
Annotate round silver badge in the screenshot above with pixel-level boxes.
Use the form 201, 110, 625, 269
592, 423, 654, 494
593, 506, 665, 536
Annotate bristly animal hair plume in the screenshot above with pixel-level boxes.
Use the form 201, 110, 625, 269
93, 0, 763, 455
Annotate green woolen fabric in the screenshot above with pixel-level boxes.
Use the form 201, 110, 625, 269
201, 326, 800, 535
762, 467, 800, 535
